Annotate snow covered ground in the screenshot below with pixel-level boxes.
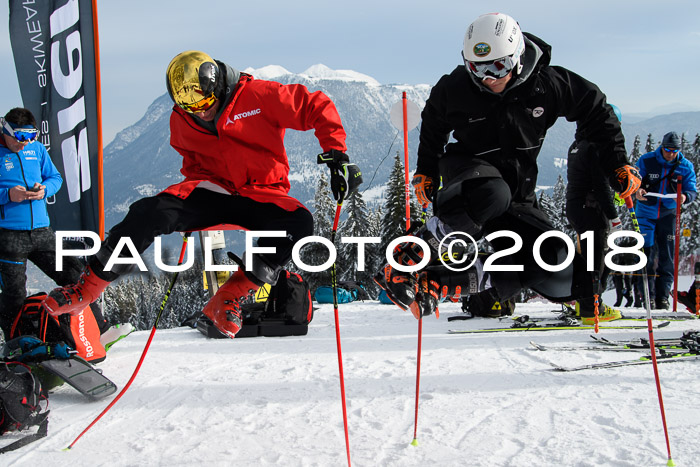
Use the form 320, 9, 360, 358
3, 278, 699, 466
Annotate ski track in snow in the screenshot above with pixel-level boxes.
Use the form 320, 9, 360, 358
3, 279, 700, 466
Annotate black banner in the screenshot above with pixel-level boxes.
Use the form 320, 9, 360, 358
9, 0, 101, 233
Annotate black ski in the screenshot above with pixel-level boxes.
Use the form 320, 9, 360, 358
589, 330, 700, 348
550, 351, 700, 371
508, 312, 696, 323
447, 321, 670, 334
530, 341, 653, 352
529, 341, 686, 352
38, 356, 117, 399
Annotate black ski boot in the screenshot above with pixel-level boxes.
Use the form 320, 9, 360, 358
411, 271, 441, 319
373, 238, 425, 311
462, 288, 503, 318
677, 281, 698, 313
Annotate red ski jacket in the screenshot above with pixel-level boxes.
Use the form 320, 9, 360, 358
165, 73, 347, 211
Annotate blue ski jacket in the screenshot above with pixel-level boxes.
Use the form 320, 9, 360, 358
635, 147, 697, 220
0, 140, 62, 230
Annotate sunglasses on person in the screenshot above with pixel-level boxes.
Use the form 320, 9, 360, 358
177, 93, 218, 114
663, 147, 680, 153
2, 119, 39, 143
464, 55, 516, 80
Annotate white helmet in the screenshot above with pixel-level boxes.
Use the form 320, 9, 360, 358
463, 13, 525, 78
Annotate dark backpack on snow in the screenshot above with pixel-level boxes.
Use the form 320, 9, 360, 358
0, 362, 49, 452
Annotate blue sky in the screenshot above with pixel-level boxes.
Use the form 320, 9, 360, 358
2, 0, 700, 144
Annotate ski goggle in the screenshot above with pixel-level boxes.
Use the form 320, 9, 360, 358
663, 147, 680, 153
465, 55, 516, 80
2, 120, 38, 143
177, 93, 218, 114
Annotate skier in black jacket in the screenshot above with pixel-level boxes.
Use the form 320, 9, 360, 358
375, 13, 641, 318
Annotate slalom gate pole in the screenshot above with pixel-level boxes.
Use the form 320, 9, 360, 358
624, 196, 675, 466
402, 91, 424, 447
66, 233, 192, 450
672, 176, 682, 311
330, 202, 352, 467
402, 92, 411, 233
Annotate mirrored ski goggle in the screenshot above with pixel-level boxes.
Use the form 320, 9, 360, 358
465, 55, 516, 80
177, 93, 218, 114
2, 120, 39, 143
663, 147, 680, 153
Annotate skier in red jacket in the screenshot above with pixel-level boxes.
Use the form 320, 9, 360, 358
43, 50, 360, 338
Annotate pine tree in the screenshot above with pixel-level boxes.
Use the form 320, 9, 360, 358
644, 133, 656, 153
692, 134, 700, 163
338, 192, 380, 296
537, 191, 557, 227
679, 134, 700, 262
681, 133, 692, 156
549, 175, 573, 235
380, 153, 411, 250
296, 172, 336, 292
629, 135, 642, 165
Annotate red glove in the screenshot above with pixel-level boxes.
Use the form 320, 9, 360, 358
412, 174, 435, 207
610, 165, 642, 199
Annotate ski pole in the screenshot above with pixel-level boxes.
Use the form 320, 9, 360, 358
330, 201, 352, 467
672, 176, 682, 311
411, 205, 430, 447
624, 196, 675, 466
65, 233, 192, 450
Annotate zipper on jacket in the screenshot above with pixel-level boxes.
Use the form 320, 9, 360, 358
16, 152, 35, 230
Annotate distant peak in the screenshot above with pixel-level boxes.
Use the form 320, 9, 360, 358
242, 65, 292, 80
301, 64, 380, 85
244, 63, 380, 86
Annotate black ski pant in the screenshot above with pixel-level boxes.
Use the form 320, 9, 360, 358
91, 188, 313, 282
434, 175, 591, 303
0, 227, 107, 337
565, 196, 610, 312
637, 213, 675, 302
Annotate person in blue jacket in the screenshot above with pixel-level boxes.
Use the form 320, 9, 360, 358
635, 131, 697, 309
0, 108, 83, 337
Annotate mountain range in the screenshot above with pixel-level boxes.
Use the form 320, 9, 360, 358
103, 64, 700, 230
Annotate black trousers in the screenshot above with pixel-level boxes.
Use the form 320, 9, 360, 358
436, 175, 589, 302
0, 227, 85, 336
93, 188, 314, 280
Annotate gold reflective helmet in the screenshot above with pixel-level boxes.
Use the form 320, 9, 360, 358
166, 50, 220, 113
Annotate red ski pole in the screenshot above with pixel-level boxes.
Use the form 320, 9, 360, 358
330, 202, 352, 467
402, 92, 424, 447
66, 233, 192, 450
624, 197, 675, 466
672, 176, 682, 311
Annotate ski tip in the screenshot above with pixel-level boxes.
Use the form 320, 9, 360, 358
529, 341, 545, 351
62, 446, 72, 452
666, 458, 675, 467
410, 438, 419, 447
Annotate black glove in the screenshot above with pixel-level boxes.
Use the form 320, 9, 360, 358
317, 150, 363, 202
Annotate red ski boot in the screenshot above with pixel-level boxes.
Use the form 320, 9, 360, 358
43, 266, 111, 316
202, 269, 259, 339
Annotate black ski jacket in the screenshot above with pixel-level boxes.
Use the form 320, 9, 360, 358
417, 33, 628, 205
